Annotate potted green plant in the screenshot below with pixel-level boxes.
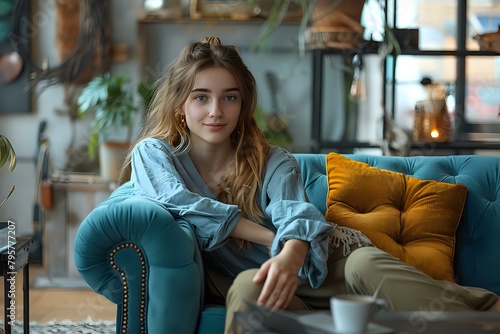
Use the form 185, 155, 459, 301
0, 134, 16, 208
77, 72, 138, 181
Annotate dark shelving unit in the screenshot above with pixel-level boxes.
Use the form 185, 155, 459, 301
310, 47, 382, 153
310, 0, 500, 155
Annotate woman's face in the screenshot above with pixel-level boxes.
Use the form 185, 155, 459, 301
182, 67, 242, 148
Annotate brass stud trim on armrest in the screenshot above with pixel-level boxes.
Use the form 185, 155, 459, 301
109, 243, 148, 334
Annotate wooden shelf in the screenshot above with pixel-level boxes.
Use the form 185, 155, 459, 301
398, 49, 499, 57
136, 11, 301, 24
306, 46, 499, 57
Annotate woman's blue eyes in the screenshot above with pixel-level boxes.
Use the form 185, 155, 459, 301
194, 95, 237, 102
194, 95, 206, 101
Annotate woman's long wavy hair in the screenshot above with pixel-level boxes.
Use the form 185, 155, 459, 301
121, 36, 270, 226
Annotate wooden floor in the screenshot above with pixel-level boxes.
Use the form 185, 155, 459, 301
0, 265, 116, 323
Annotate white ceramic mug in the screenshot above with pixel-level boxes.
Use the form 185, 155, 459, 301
330, 294, 387, 333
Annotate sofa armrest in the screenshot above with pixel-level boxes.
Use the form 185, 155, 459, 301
74, 192, 204, 334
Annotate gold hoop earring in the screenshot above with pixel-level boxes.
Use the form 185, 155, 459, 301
180, 115, 186, 129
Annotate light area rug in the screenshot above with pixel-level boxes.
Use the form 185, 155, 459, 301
0, 319, 116, 333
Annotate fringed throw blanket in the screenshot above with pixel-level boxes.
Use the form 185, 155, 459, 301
328, 224, 373, 256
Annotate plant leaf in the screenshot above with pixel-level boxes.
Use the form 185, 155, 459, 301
0, 135, 17, 172
0, 137, 7, 168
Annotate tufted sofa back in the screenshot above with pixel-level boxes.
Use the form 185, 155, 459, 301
294, 154, 500, 295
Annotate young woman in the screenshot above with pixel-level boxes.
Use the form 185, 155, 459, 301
122, 36, 500, 333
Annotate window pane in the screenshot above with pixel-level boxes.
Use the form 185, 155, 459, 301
393, 56, 456, 131
414, 0, 458, 51
465, 57, 500, 124
365, 1, 460, 51
468, 0, 500, 51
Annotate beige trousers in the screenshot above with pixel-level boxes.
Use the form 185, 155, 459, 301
205, 247, 499, 334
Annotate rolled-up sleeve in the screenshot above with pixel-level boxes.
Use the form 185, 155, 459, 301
264, 148, 334, 288
129, 138, 241, 250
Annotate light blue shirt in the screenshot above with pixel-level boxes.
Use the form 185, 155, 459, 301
130, 137, 333, 288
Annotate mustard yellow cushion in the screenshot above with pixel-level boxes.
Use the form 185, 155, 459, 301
325, 153, 467, 281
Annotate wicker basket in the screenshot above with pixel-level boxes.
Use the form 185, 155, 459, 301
413, 99, 452, 143
306, 26, 364, 49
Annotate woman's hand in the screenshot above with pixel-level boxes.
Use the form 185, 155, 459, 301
253, 239, 309, 310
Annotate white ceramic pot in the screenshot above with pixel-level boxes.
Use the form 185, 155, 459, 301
99, 141, 130, 181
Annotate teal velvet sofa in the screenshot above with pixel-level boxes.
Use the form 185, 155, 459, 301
74, 153, 500, 334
